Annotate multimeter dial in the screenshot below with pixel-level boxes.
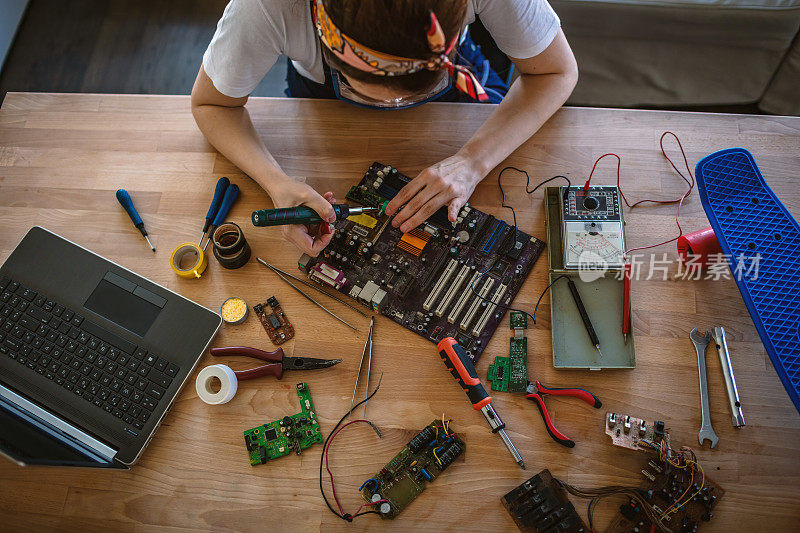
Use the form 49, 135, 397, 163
564, 187, 620, 220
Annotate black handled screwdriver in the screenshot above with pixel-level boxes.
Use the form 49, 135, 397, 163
437, 337, 526, 469
566, 277, 603, 358
251, 204, 377, 227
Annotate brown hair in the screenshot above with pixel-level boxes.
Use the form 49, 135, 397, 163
321, 0, 467, 94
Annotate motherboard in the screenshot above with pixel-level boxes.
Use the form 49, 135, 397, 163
298, 163, 545, 361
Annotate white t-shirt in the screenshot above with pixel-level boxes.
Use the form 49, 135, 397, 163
203, 0, 561, 98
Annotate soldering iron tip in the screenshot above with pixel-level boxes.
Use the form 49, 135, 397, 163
596, 345, 604, 358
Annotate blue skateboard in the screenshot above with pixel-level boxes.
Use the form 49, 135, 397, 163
696, 148, 800, 413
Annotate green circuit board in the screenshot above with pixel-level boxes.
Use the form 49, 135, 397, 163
510, 310, 528, 329
488, 312, 528, 392
361, 419, 465, 519
243, 382, 322, 466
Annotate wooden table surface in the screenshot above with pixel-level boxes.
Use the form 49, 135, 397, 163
1, 93, 799, 532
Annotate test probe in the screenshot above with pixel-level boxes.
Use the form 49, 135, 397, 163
251, 204, 378, 227
565, 277, 604, 358
437, 337, 525, 469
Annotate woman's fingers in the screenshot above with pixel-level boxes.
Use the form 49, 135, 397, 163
303, 190, 336, 223
282, 224, 334, 257
385, 175, 426, 217
392, 181, 441, 229
398, 190, 452, 233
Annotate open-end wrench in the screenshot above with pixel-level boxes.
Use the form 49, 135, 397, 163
690, 328, 719, 448
713, 327, 745, 427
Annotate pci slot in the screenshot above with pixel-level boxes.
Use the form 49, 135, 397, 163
421, 249, 448, 290
448, 271, 480, 324
435, 264, 471, 317
471, 284, 508, 336
423, 259, 457, 311
460, 277, 495, 331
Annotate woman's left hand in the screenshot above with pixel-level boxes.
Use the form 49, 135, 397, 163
385, 154, 483, 234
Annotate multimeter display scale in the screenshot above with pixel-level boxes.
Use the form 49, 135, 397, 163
561, 186, 625, 270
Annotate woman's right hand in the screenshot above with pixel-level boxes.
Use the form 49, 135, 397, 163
268, 179, 338, 257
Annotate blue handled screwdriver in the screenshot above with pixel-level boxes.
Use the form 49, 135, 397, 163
202, 183, 240, 251
116, 189, 156, 252
199, 177, 230, 246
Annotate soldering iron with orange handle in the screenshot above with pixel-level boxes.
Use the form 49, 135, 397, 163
437, 337, 526, 469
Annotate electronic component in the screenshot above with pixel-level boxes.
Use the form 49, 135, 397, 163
488, 311, 528, 392
309, 262, 347, 289
605, 412, 668, 452
501, 469, 588, 532
298, 163, 545, 362
361, 418, 465, 519
398, 228, 430, 256
253, 296, 294, 345
243, 383, 322, 465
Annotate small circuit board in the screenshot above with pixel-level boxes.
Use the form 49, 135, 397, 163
243, 382, 321, 465
501, 469, 588, 532
604, 458, 724, 533
254, 296, 294, 345
488, 311, 528, 392
361, 418, 465, 519
605, 412, 669, 452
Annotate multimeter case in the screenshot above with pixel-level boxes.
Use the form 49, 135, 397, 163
544, 186, 635, 369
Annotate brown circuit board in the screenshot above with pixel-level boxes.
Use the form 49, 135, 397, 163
605, 412, 669, 452
603, 413, 723, 533
253, 296, 294, 345
604, 457, 724, 533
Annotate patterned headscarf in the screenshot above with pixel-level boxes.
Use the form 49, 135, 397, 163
312, 0, 488, 102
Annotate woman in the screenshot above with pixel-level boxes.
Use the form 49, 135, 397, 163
192, 0, 578, 256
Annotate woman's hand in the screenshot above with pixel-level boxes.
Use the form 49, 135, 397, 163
385, 154, 483, 234
268, 179, 338, 257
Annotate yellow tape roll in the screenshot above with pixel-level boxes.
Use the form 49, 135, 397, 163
170, 242, 207, 279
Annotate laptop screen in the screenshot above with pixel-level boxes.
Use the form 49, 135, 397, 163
0, 389, 124, 468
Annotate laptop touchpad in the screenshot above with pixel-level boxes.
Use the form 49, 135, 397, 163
84, 272, 164, 337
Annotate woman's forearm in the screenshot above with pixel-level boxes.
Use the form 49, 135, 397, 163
458, 68, 578, 178
191, 102, 291, 196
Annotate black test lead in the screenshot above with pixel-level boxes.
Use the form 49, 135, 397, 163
566, 277, 603, 358
116, 189, 155, 252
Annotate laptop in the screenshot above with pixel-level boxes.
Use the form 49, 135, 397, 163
0, 227, 221, 468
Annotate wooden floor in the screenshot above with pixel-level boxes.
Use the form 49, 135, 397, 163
0, 93, 799, 531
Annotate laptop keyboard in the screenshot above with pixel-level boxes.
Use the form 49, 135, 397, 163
0, 276, 180, 432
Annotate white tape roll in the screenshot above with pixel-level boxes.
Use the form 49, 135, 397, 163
196, 364, 239, 405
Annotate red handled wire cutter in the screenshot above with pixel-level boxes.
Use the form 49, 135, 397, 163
209, 346, 341, 380
524, 380, 602, 448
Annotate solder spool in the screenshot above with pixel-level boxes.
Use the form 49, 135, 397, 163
212, 222, 251, 269
170, 243, 207, 279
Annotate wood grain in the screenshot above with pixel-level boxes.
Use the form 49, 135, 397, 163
1, 93, 799, 532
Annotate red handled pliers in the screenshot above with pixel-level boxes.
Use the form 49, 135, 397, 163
525, 380, 602, 448
209, 346, 342, 380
